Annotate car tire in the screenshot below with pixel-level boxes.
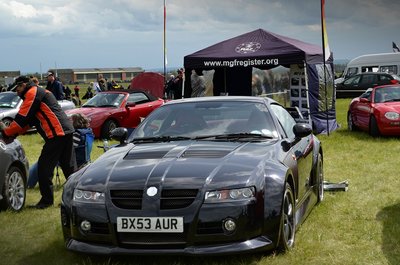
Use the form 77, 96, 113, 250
2, 118, 13, 127
316, 152, 324, 203
369, 116, 380, 137
347, 112, 357, 131
0, 166, 26, 211
101, 119, 118, 139
278, 183, 295, 252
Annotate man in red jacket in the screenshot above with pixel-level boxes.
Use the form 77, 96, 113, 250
0, 76, 76, 209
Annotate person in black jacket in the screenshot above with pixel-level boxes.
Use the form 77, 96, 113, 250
1, 76, 76, 209
45, 71, 65, 100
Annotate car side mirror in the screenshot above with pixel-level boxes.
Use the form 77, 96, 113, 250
111, 127, 128, 145
293, 123, 313, 138
126, 102, 136, 108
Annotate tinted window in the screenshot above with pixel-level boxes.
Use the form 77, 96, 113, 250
344, 75, 361, 85
359, 74, 377, 85
270, 104, 296, 139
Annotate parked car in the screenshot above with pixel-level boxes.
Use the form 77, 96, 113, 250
0, 91, 75, 127
65, 90, 165, 139
61, 96, 324, 255
0, 132, 29, 211
347, 84, 400, 136
336, 72, 400, 98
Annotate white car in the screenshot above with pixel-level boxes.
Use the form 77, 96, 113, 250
0, 91, 75, 126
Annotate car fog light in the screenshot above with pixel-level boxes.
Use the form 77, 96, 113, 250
80, 220, 91, 232
223, 218, 236, 233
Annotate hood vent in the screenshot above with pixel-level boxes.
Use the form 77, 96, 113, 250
181, 150, 230, 158
125, 150, 169, 160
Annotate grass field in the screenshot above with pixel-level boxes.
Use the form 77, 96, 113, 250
1, 98, 400, 265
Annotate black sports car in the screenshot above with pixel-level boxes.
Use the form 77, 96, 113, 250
0, 133, 29, 212
61, 96, 324, 255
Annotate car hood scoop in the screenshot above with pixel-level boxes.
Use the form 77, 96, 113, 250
78, 141, 275, 193
124, 145, 232, 160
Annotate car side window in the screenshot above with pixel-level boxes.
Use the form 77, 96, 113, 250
379, 74, 392, 82
344, 75, 360, 85
379, 65, 397, 74
359, 74, 376, 85
270, 104, 296, 139
128, 93, 150, 105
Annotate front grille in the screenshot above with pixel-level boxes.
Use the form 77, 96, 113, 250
110, 190, 143, 209
110, 189, 198, 210
160, 189, 198, 210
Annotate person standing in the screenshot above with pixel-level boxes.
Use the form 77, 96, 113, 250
1, 76, 76, 209
172, 68, 184, 99
45, 71, 65, 100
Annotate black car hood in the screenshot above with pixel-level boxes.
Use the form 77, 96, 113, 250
76, 140, 278, 191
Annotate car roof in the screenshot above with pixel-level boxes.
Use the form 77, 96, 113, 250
163, 96, 275, 105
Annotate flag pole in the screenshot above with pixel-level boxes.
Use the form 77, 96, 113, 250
320, 0, 330, 136
163, 0, 167, 89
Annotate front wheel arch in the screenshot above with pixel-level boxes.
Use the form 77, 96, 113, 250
369, 115, 380, 137
277, 183, 296, 252
101, 119, 118, 139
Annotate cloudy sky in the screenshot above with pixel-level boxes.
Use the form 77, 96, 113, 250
1, 0, 399, 74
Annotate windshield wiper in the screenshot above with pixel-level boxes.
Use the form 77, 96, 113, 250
132, 136, 192, 143
194, 133, 274, 141
82, 104, 97, 107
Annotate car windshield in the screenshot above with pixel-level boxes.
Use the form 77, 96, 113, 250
0, 93, 20, 108
374, 86, 400, 103
82, 93, 125, 107
129, 100, 279, 141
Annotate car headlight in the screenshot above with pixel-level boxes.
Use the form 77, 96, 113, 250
204, 187, 255, 203
73, 189, 105, 203
384, 112, 400, 120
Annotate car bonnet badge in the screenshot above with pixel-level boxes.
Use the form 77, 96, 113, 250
146, 186, 158, 196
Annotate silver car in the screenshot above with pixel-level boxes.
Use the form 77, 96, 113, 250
0, 91, 75, 126
0, 133, 29, 211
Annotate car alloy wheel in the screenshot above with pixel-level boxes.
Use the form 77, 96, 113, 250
316, 153, 324, 203
278, 183, 295, 251
1, 166, 26, 211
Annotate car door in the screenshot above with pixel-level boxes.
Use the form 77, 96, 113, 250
352, 90, 372, 129
271, 104, 313, 200
123, 92, 161, 128
358, 74, 378, 90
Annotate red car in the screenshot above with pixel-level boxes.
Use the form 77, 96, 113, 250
66, 90, 165, 139
347, 84, 400, 136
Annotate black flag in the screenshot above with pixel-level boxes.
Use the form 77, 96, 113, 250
393, 42, 400, 52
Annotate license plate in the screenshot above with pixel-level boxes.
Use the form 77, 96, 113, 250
117, 217, 184, 233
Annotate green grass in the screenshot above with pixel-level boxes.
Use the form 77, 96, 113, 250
1, 98, 400, 265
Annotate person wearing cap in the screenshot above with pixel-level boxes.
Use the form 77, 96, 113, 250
0, 75, 76, 209
45, 71, 65, 100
